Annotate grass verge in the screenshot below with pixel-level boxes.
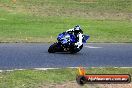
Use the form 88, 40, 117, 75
0, 67, 132, 88
0, 0, 132, 43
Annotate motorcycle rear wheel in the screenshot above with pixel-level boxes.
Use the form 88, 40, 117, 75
70, 44, 83, 54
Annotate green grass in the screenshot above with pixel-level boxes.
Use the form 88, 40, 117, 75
0, 68, 132, 88
0, 0, 132, 43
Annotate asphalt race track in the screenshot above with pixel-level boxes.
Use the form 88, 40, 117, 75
0, 43, 132, 70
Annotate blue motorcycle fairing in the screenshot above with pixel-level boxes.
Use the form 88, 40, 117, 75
69, 34, 76, 43
57, 33, 76, 44
57, 33, 64, 41
57, 32, 90, 44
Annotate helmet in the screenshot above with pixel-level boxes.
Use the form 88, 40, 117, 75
74, 25, 83, 34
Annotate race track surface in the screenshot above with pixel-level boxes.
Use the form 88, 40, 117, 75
0, 43, 132, 70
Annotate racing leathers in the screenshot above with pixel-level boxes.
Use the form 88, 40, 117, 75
66, 28, 83, 48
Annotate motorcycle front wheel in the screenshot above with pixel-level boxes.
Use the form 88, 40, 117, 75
48, 43, 58, 53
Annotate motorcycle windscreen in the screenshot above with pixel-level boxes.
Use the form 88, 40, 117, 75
82, 35, 90, 43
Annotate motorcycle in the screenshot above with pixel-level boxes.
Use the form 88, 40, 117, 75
48, 32, 90, 53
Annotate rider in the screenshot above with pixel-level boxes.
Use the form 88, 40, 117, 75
65, 25, 83, 49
